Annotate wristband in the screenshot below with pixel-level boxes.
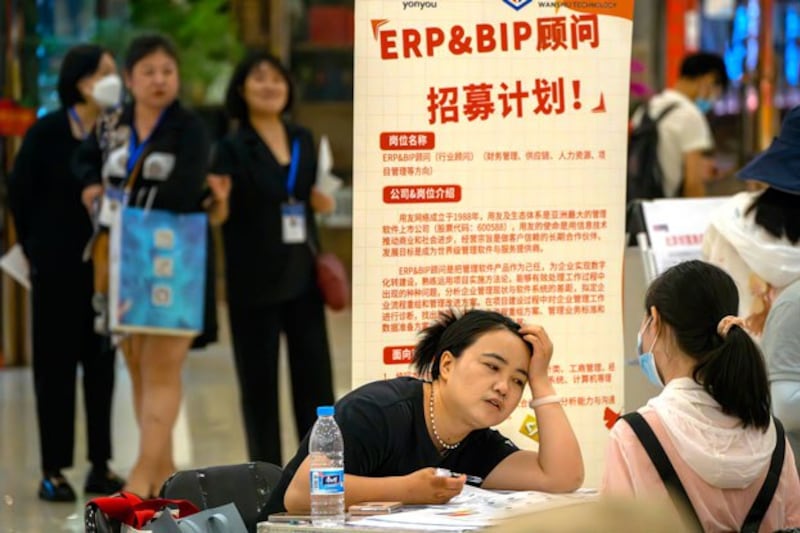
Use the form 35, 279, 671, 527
529, 395, 562, 409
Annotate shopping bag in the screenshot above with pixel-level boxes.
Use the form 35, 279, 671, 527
145, 503, 247, 533
122, 513, 182, 533
109, 206, 208, 335
85, 492, 199, 532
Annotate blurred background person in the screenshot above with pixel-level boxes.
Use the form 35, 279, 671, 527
74, 33, 211, 497
703, 106, 800, 336
603, 260, 800, 531
7, 43, 124, 502
762, 278, 800, 473
209, 51, 335, 465
632, 52, 728, 198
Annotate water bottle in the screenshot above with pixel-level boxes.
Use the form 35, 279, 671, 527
309, 405, 345, 527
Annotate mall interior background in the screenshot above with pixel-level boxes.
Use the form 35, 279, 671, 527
0, 0, 796, 528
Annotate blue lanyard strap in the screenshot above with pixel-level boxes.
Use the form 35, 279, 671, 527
286, 139, 301, 198
126, 109, 167, 175
68, 107, 87, 139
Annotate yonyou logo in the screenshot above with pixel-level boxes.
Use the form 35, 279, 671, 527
502, 0, 533, 10
401, 0, 438, 10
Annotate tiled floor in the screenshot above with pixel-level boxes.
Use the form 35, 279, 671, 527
0, 305, 352, 532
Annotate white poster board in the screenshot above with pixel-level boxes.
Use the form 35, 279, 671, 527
352, 0, 634, 486
642, 197, 726, 276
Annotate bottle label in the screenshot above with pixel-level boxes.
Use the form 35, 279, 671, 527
310, 468, 344, 495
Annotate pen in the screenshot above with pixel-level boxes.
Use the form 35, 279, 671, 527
434, 467, 483, 485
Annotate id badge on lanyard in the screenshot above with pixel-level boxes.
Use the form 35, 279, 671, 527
98, 187, 129, 227
281, 139, 307, 244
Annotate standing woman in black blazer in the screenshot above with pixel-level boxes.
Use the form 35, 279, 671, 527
210, 52, 335, 464
74, 34, 211, 496
8, 44, 124, 502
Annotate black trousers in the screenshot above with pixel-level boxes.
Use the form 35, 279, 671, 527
31, 267, 115, 473
228, 288, 335, 465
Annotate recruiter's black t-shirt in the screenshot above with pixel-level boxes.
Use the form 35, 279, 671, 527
263, 377, 520, 517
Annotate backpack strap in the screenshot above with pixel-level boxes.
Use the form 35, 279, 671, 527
652, 102, 680, 123
741, 417, 786, 533
621, 412, 703, 532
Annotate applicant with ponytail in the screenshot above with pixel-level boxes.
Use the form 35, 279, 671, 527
602, 260, 800, 532
264, 309, 584, 517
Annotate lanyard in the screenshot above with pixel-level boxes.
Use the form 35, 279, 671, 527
126, 110, 167, 175
68, 107, 88, 139
286, 139, 301, 199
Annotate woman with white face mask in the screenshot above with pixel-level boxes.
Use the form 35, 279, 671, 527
7, 44, 124, 502
602, 260, 800, 532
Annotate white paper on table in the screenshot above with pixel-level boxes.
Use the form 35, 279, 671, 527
354, 508, 489, 530
316, 134, 343, 197
352, 518, 471, 532
0, 244, 30, 290
351, 486, 600, 530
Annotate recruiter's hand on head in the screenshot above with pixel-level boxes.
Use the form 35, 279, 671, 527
402, 467, 465, 505
519, 323, 554, 384
82, 184, 104, 213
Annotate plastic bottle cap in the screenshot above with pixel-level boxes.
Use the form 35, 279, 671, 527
317, 405, 335, 417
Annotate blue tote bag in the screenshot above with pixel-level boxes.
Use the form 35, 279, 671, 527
109, 206, 207, 336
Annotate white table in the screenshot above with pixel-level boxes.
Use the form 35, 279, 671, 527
257, 488, 598, 532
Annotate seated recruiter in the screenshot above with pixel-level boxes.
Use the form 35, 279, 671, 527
263, 309, 584, 517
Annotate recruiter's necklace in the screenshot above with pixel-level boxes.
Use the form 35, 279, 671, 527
429, 381, 461, 451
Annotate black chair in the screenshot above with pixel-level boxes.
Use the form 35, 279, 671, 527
159, 461, 283, 533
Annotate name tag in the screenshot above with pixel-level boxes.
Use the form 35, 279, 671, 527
98, 188, 128, 227
143, 152, 175, 181
281, 202, 306, 244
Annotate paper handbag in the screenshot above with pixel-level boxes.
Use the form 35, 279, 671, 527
109, 206, 208, 336
141, 503, 247, 533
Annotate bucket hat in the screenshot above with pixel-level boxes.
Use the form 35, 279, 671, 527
738, 106, 800, 194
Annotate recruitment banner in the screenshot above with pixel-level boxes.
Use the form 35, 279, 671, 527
352, 0, 634, 486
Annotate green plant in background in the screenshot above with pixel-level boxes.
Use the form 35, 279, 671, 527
96, 0, 243, 104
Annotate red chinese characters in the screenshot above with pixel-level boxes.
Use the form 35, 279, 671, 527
383, 346, 415, 365
562, 395, 616, 407
568, 362, 614, 385
383, 185, 461, 203
427, 78, 596, 123
536, 15, 599, 51
380, 132, 436, 150
664, 233, 704, 246
378, 208, 611, 332
376, 15, 600, 60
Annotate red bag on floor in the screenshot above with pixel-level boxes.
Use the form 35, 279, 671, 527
316, 252, 349, 311
85, 491, 200, 531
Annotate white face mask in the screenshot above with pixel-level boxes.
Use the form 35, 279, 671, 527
637, 316, 664, 388
91, 74, 123, 108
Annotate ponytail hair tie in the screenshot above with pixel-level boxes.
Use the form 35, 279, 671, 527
717, 315, 746, 339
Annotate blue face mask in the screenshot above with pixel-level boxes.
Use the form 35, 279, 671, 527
695, 98, 713, 114
637, 317, 664, 388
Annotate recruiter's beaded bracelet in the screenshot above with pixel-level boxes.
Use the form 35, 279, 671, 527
528, 395, 562, 409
